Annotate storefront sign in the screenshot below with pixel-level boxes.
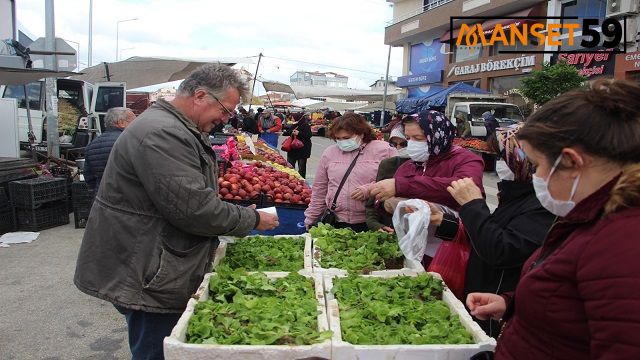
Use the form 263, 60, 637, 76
448, 55, 536, 77
623, 51, 640, 69
410, 40, 446, 75
397, 71, 443, 87
552, 49, 616, 78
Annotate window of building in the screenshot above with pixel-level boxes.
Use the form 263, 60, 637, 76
561, 0, 606, 34
454, 45, 482, 63
628, 71, 640, 83
450, 79, 481, 88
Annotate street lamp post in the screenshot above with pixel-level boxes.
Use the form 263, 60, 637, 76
116, 17, 138, 61
64, 39, 80, 71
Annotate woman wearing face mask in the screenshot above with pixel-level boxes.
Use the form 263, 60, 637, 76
304, 113, 397, 232
364, 124, 411, 232
426, 125, 554, 337
468, 79, 640, 359
370, 110, 485, 212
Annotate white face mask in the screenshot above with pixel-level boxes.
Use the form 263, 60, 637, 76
496, 160, 515, 181
336, 136, 361, 152
532, 154, 581, 217
396, 147, 410, 158
407, 140, 430, 163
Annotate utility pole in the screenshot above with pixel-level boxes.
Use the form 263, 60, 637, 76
45, 0, 59, 158
380, 45, 392, 128
248, 53, 263, 114
88, 0, 93, 67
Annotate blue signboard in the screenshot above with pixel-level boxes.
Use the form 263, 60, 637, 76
409, 39, 446, 76
397, 71, 443, 87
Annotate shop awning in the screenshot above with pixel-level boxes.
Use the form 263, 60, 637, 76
440, 6, 541, 43
261, 80, 295, 94
71, 56, 240, 89
0, 67, 80, 85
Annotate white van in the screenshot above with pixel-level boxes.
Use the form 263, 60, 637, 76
1, 79, 126, 149
450, 102, 524, 138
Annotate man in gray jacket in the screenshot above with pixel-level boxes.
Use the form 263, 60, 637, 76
74, 64, 279, 360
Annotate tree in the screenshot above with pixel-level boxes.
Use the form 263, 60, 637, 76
519, 61, 587, 106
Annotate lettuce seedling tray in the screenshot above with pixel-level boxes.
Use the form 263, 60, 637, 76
212, 234, 312, 272
324, 272, 496, 360
164, 271, 331, 360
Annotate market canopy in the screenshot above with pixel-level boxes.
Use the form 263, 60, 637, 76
303, 101, 367, 112
291, 86, 401, 102
0, 67, 80, 85
354, 101, 394, 113
261, 79, 295, 94
71, 56, 241, 89
396, 83, 488, 113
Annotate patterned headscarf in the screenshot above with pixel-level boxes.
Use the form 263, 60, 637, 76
496, 124, 533, 182
416, 110, 456, 156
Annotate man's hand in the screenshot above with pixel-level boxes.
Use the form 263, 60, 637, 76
255, 211, 279, 231
292, 129, 299, 136
350, 188, 366, 201
447, 178, 483, 206
466, 293, 506, 321
370, 179, 396, 202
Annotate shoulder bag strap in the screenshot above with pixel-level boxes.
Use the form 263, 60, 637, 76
329, 149, 362, 211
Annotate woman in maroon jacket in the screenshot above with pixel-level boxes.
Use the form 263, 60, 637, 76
370, 110, 485, 211
468, 79, 640, 359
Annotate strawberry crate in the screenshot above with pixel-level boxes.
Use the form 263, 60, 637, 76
9, 177, 68, 209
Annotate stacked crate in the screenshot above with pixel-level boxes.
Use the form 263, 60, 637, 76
71, 181, 94, 228
0, 187, 15, 235
9, 177, 69, 231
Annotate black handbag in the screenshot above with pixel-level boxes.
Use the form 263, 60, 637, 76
316, 150, 362, 226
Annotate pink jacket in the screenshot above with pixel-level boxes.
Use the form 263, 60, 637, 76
305, 140, 396, 226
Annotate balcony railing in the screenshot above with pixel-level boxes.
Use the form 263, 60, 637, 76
386, 0, 455, 26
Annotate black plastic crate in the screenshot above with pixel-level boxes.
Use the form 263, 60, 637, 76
16, 201, 69, 231
72, 182, 94, 229
9, 177, 68, 209
0, 204, 14, 235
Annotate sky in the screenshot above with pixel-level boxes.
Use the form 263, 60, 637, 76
15, 0, 404, 94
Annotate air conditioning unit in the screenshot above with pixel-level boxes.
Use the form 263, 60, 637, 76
607, 0, 639, 17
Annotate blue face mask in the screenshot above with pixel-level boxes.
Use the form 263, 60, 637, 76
336, 136, 361, 152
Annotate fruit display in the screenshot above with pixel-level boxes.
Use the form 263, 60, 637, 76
331, 273, 474, 345
236, 139, 291, 167
453, 138, 495, 153
186, 266, 332, 345
310, 224, 403, 272
222, 235, 305, 271
218, 161, 312, 205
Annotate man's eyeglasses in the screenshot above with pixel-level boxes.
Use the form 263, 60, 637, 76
206, 92, 234, 118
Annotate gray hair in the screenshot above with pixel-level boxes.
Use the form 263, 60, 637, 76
177, 63, 250, 103
105, 107, 132, 129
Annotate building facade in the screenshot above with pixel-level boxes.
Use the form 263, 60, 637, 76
385, 0, 640, 110
290, 71, 349, 88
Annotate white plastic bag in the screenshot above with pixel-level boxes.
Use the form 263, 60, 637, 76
393, 199, 431, 263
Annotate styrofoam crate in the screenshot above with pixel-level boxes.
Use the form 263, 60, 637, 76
164, 271, 331, 360
324, 272, 496, 360
312, 241, 425, 276
212, 233, 312, 272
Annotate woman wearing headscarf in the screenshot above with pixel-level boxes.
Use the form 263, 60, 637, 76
427, 124, 554, 337
370, 109, 485, 211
